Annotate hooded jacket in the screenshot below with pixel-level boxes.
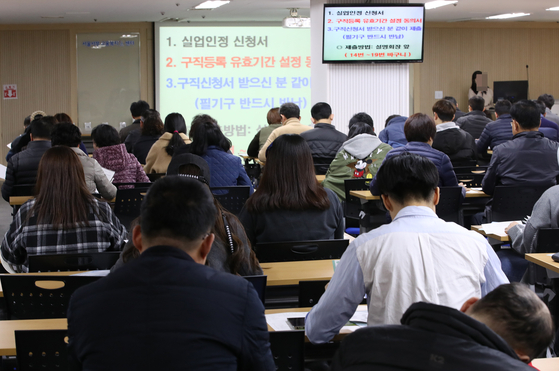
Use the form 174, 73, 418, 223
331, 302, 533, 371
378, 116, 408, 148
322, 134, 392, 200
432, 122, 477, 166
93, 143, 150, 185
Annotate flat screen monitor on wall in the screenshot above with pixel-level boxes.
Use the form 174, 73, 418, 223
323, 3, 425, 64
493, 81, 529, 104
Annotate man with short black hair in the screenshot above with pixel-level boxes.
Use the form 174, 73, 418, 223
456, 96, 492, 139
534, 100, 559, 141
1, 116, 55, 202
119, 100, 150, 144
307, 153, 508, 344
348, 112, 375, 132
330, 283, 553, 370
68, 176, 275, 371
300, 102, 347, 174
51, 123, 116, 200
476, 99, 513, 159
538, 93, 559, 125
444, 96, 466, 121
258, 102, 311, 161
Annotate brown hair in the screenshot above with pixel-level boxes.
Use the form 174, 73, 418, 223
54, 112, 73, 124
245, 134, 330, 212
432, 100, 456, 122
266, 107, 281, 125
404, 113, 436, 142
141, 114, 164, 137
31, 146, 96, 229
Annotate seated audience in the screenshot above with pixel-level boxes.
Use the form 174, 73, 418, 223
5, 115, 31, 162
370, 113, 462, 195
456, 96, 492, 139
331, 283, 553, 370
444, 96, 466, 121
476, 99, 513, 159
1, 146, 126, 273
300, 102, 347, 174
258, 102, 311, 161
1, 115, 54, 202
91, 124, 149, 185
239, 134, 344, 246
166, 153, 262, 276
120, 99, 149, 147
144, 112, 191, 174
379, 114, 408, 148
54, 112, 88, 154
246, 107, 282, 157
67, 176, 274, 370
538, 93, 559, 125
51, 123, 117, 200
129, 109, 164, 165
534, 100, 559, 141
10, 110, 47, 155
306, 153, 508, 344
322, 122, 391, 201
431, 99, 477, 165
174, 115, 253, 191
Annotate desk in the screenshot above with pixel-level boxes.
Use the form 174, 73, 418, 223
9, 196, 32, 206
532, 357, 559, 371
349, 189, 489, 201
316, 174, 325, 183
471, 225, 510, 242
0, 318, 67, 356
261, 260, 335, 286
525, 253, 559, 274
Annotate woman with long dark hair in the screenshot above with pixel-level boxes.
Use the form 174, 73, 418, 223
468, 70, 493, 109
131, 110, 164, 165
144, 112, 191, 174
239, 134, 344, 246
1, 146, 127, 273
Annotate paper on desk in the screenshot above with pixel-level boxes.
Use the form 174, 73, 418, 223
266, 309, 368, 331
71, 270, 110, 277
101, 167, 115, 182
0, 164, 6, 180
6, 142, 11, 149
480, 221, 520, 235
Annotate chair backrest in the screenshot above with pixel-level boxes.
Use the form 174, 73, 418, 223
269, 331, 305, 371
436, 186, 463, 224
491, 185, 550, 222
114, 187, 150, 228
255, 239, 349, 263
243, 275, 267, 305
11, 184, 35, 196
15, 330, 69, 371
453, 166, 487, 188
536, 228, 559, 253
210, 186, 251, 216
344, 178, 370, 218
298, 280, 329, 307
147, 173, 165, 182
28, 252, 121, 272
1, 275, 101, 319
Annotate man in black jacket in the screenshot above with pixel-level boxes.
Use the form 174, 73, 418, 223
1, 116, 54, 202
119, 99, 149, 148
456, 96, 492, 139
476, 99, 513, 160
67, 176, 275, 371
331, 283, 553, 371
300, 102, 347, 174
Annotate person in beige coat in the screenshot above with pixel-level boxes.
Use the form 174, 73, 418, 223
144, 113, 191, 174
258, 102, 311, 162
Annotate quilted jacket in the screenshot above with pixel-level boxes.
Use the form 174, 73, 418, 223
456, 111, 492, 139
540, 117, 559, 141
432, 125, 477, 166
300, 123, 348, 174
476, 114, 513, 158
71, 148, 117, 200
93, 143, 150, 185
1, 140, 51, 202
202, 146, 253, 192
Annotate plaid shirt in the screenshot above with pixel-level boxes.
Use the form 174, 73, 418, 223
1, 198, 127, 273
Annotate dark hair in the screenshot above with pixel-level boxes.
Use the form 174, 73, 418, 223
432, 100, 456, 122
443, 96, 457, 106
311, 102, 332, 121
404, 113, 436, 142
141, 176, 216, 243
130, 100, 150, 118
376, 152, 439, 204
23, 116, 31, 128
510, 100, 541, 129
384, 115, 401, 127
349, 112, 374, 131
279, 102, 300, 120
537, 94, 555, 109
163, 113, 187, 156
469, 96, 485, 112
471, 70, 482, 94
141, 110, 164, 137
469, 283, 554, 360
31, 116, 57, 140
348, 122, 374, 139
189, 114, 218, 138
267, 108, 281, 125
32, 146, 95, 229
190, 121, 231, 156
245, 134, 330, 212
51, 122, 82, 147
533, 100, 546, 115
495, 99, 512, 116
91, 124, 120, 148
54, 113, 73, 124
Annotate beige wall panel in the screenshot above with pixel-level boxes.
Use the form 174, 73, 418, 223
0, 30, 71, 162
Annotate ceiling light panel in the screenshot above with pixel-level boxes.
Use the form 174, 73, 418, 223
424, 1, 458, 10
486, 13, 530, 19
194, 1, 230, 10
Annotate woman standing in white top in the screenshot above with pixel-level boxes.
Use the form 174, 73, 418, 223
468, 70, 493, 109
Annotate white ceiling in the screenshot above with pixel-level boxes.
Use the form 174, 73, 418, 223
1, 0, 559, 24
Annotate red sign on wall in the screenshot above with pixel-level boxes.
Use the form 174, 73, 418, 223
3, 85, 17, 100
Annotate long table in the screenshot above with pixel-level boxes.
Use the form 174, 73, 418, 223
471, 225, 510, 242
349, 189, 489, 201
525, 253, 559, 274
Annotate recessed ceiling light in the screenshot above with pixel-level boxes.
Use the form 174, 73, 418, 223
546, 6, 559, 11
194, 1, 230, 10
486, 13, 530, 19
424, 1, 458, 10
40, 15, 64, 19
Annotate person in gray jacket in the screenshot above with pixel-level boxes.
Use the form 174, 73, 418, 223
51, 123, 117, 200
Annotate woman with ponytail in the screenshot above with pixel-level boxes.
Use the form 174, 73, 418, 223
144, 112, 191, 173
